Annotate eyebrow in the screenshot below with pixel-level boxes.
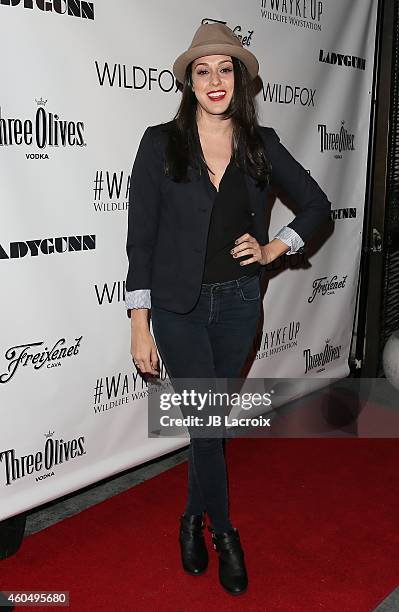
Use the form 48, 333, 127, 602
193, 59, 233, 68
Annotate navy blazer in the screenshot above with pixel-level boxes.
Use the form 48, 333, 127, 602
125, 121, 332, 314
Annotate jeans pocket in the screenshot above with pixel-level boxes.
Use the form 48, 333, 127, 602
238, 276, 261, 301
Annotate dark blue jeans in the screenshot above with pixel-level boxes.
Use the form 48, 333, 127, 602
151, 273, 261, 532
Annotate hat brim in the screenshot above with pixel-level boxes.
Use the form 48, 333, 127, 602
173, 43, 259, 84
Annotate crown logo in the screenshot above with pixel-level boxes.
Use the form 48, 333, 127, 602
35, 97, 47, 106
44, 430, 54, 438
325, 339, 331, 344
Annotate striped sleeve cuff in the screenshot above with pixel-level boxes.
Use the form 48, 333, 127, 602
272, 226, 305, 255
125, 289, 151, 309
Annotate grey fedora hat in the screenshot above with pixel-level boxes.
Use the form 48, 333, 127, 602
173, 23, 259, 84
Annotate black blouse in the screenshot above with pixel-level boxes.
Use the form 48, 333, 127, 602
201, 157, 261, 283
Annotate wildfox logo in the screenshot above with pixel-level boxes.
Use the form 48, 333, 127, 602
262, 82, 316, 107
94, 281, 125, 305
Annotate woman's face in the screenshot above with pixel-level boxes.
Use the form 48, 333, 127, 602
191, 55, 234, 117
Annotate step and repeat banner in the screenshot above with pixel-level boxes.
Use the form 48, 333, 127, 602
0, 1, 378, 520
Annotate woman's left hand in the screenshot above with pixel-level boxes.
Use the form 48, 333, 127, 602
230, 233, 287, 266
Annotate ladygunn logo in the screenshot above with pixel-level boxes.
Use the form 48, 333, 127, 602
0, 0, 94, 21
0, 234, 96, 259
0, 98, 86, 151
319, 49, 366, 71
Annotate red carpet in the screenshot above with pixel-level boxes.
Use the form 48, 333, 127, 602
1, 438, 399, 611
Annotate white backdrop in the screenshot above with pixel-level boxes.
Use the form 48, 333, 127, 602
0, 0, 378, 520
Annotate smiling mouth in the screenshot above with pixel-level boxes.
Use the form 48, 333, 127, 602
207, 91, 226, 101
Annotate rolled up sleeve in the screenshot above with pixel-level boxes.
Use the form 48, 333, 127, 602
272, 225, 305, 255
125, 289, 151, 310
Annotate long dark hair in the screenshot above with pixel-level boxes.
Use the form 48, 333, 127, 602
163, 56, 272, 190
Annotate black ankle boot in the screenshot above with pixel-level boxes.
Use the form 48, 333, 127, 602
208, 526, 248, 595
179, 512, 208, 575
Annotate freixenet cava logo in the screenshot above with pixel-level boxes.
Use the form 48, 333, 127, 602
0, 431, 86, 487
0, 98, 86, 154
308, 274, 348, 303
201, 18, 254, 47
0, 0, 94, 21
0, 336, 83, 383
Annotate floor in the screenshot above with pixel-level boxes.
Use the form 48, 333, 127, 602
3, 437, 398, 611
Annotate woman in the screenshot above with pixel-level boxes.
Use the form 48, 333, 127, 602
125, 23, 331, 596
